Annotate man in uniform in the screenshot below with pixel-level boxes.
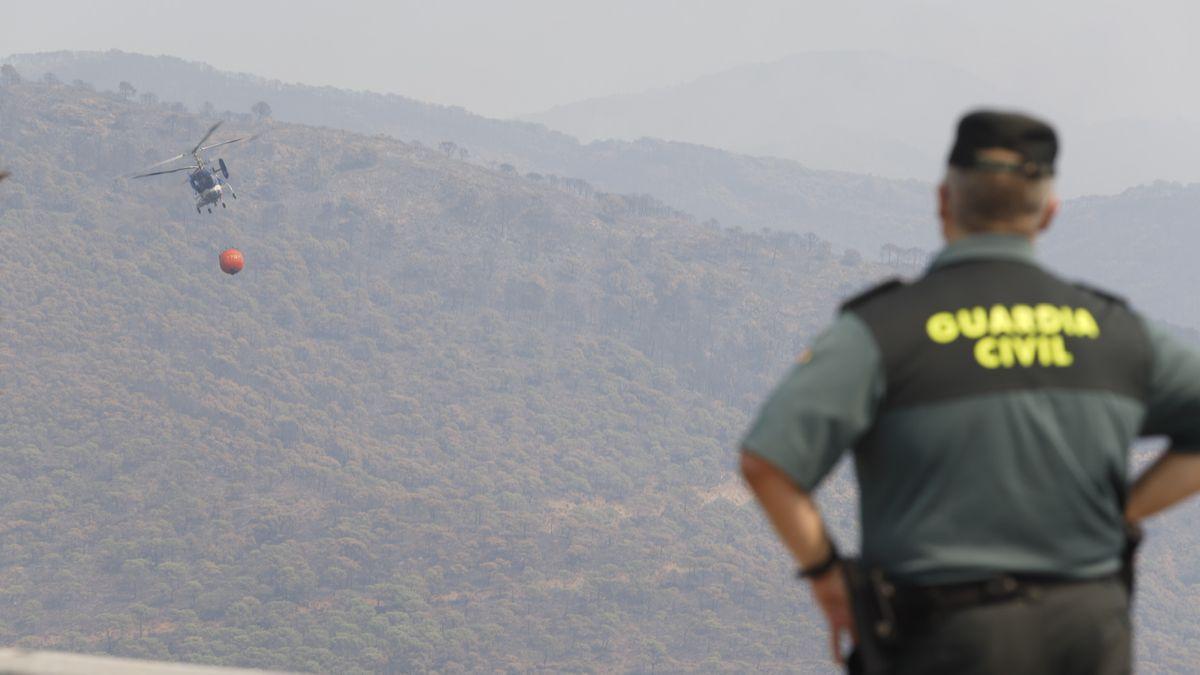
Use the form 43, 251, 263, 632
739, 110, 1200, 674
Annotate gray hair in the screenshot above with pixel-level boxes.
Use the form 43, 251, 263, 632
945, 150, 1055, 234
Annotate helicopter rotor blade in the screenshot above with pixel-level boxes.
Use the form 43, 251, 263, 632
197, 136, 248, 152
139, 152, 189, 172
132, 165, 200, 179
191, 121, 222, 155
198, 129, 265, 153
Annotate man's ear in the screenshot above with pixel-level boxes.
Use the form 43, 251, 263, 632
938, 182, 954, 240
1037, 197, 1060, 234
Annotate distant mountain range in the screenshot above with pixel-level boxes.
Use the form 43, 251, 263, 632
525, 51, 1200, 199
4, 50, 1198, 328
527, 51, 985, 182
1045, 181, 1200, 327
3, 50, 937, 255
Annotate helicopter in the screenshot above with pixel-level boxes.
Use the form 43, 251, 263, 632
132, 122, 254, 213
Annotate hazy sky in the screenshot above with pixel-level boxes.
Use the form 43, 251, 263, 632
6, 0, 1200, 119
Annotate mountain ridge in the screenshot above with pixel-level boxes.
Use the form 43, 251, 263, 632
523, 49, 1200, 198
3, 50, 938, 254
524, 50, 997, 180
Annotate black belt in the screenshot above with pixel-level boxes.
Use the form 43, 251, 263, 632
890, 573, 1117, 621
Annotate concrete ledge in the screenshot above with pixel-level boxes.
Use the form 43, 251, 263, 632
0, 649, 297, 675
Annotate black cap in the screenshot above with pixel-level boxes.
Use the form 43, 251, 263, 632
947, 110, 1058, 178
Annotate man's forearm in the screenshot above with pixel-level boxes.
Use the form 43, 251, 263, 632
1126, 450, 1200, 523
739, 451, 833, 568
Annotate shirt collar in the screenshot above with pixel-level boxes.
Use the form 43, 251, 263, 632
928, 233, 1038, 272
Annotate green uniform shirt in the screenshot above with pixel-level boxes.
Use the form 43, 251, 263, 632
742, 234, 1200, 584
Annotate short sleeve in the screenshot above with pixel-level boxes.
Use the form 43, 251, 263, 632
1141, 321, 1200, 448
740, 313, 886, 490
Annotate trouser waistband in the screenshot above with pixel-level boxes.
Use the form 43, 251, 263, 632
891, 573, 1121, 617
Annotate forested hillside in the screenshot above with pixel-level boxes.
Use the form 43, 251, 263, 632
3, 51, 936, 254
0, 77, 895, 673
1044, 183, 1200, 329
3, 77, 1200, 674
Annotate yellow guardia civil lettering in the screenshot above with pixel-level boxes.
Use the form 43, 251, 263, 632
925, 304, 1099, 368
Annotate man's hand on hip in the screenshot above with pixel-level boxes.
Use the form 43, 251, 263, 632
810, 566, 857, 665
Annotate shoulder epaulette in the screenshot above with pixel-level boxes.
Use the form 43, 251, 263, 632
840, 278, 905, 312
1072, 282, 1129, 307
